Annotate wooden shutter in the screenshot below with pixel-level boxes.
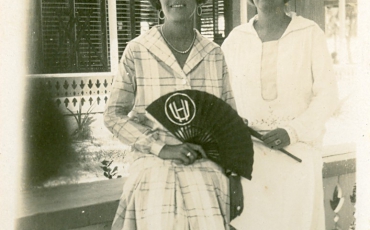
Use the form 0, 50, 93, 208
38, 0, 227, 73
200, 0, 225, 45
41, 0, 110, 73
115, 0, 159, 59
115, 0, 227, 57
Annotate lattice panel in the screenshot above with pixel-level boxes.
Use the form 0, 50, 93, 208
30, 75, 114, 114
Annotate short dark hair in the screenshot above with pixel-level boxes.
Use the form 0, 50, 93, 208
148, 0, 209, 10
247, 0, 290, 5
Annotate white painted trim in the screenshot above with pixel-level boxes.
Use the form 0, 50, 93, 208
108, 0, 119, 74
323, 151, 356, 163
28, 72, 115, 78
240, 0, 248, 25
322, 142, 356, 158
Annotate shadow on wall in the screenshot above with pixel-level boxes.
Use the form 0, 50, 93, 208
22, 81, 76, 189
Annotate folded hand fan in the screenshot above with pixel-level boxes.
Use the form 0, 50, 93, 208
146, 89, 254, 180
247, 128, 302, 163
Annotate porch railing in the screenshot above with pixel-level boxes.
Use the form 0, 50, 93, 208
15, 147, 356, 230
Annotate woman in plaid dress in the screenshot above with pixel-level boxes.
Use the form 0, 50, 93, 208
104, 0, 234, 229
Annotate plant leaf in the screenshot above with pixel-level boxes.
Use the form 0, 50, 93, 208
330, 186, 340, 211
86, 104, 95, 114
77, 109, 82, 128
67, 108, 80, 125
84, 117, 95, 127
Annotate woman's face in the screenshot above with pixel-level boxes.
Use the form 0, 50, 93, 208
253, 0, 285, 12
159, 0, 197, 22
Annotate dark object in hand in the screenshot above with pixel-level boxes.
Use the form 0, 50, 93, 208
247, 127, 302, 163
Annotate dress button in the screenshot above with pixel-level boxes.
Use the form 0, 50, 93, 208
237, 206, 241, 211
182, 79, 187, 85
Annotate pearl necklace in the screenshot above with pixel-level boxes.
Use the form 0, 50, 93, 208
160, 25, 196, 54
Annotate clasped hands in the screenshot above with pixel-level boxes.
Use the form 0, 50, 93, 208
158, 143, 207, 165
260, 128, 290, 149
158, 128, 290, 164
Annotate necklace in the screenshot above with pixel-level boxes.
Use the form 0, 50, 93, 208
160, 25, 196, 54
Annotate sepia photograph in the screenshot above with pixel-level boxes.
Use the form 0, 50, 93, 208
1, 0, 369, 229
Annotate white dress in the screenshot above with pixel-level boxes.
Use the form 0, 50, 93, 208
222, 14, 338, 230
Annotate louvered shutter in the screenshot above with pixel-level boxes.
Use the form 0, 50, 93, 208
115, 0, 159, 59
115, 0, 227, 59
41, 0, 110, 73
37, 0, 227, 74
200, 0, 225, 45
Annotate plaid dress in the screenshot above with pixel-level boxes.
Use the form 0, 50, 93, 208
104, 26, 235, 230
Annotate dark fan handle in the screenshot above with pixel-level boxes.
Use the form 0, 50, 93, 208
247, 126, 302, 163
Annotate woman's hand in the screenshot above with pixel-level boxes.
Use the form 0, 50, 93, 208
158, 143, 207, 165
261, 128, 290, 149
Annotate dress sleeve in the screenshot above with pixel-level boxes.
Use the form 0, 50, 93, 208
103, 43, 165, 155
287, 25, 339, 143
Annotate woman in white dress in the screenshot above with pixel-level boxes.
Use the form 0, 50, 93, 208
222, 0, 338, 229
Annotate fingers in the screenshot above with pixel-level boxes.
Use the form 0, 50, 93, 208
158, 143, 207, 165
158, 145, 191, 164
181, 143, 206, 164
174, 144, 200, 165
261, 130, 279, 148
261, 131, 275, 140
261, 128, 291, 149
274, 142, 284, 149
261, 132, 278, 144
182, 149, 197, 164
187, 143, 207, 159
178, 152, 191, 165
265, 136, 289, 149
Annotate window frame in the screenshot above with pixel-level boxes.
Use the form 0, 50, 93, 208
28, 0, 119, 78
